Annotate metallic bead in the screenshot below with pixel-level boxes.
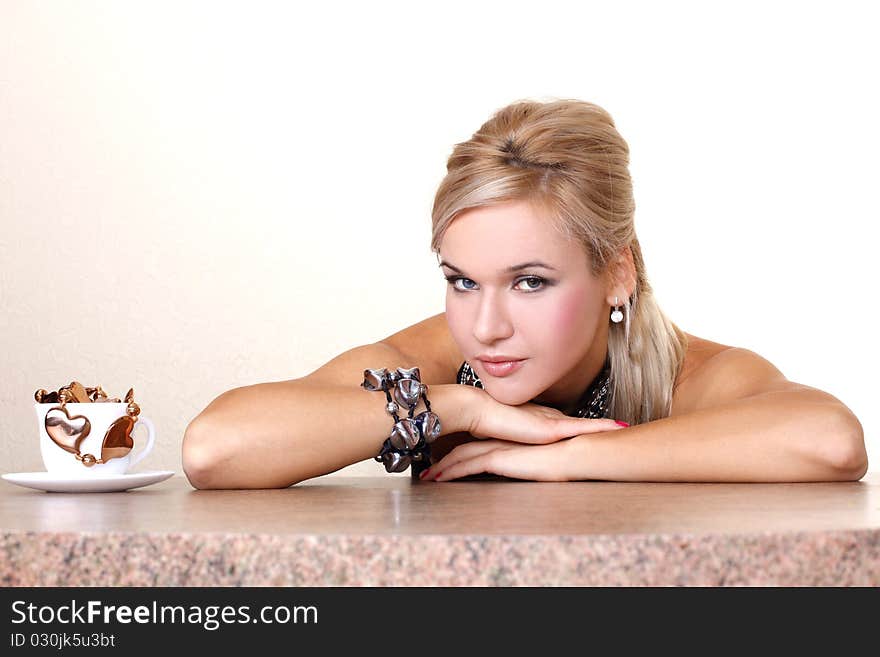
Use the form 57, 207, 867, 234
390, 418, 420, 450
385, 401, 400, 415
126, 402, 140, 417
382, 451, 411, 473
34, 389, 48, 403
395, 367, 421, 382
362, 368, 389, 391
81, 453, 97, 467
393, 378, 422, 407
415, 411, 441, 443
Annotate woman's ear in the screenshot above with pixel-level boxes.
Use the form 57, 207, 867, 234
605, 245, 637, 301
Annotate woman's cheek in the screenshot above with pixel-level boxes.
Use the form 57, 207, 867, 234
547, 292, 592, 347
444, 292, 468, 344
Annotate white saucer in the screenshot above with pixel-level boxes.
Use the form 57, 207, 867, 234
1, 470, 175, 493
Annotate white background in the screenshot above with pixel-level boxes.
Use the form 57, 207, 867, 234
1, 0, 876, 477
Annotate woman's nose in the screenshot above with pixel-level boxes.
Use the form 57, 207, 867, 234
472, 291, 514, 344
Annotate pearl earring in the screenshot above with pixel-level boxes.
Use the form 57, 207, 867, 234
610, 296, 624, 323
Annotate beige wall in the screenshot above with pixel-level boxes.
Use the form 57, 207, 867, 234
2, 3, 876, 481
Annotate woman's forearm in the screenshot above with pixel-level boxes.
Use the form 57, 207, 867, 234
564, 388, 867, 482
182, 381, 479, 489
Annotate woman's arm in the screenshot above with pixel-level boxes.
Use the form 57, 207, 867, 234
181, 342, 480, 489
563, 386, 866, 482
565, 348, 869, 482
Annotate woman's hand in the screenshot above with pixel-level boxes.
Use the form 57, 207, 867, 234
465, 388, 626, 445
420, 438, 577, 482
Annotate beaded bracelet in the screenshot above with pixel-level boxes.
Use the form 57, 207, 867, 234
362, 367, 441, 473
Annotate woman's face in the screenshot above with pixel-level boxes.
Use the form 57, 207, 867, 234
439, 199, 613, 410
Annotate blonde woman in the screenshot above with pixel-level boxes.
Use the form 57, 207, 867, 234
182, 98, 868, 489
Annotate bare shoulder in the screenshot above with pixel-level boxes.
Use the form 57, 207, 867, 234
671, 333, 810, 415
673, 331, 731, 382
378, 312, 464, 385
669, 333, 726, 414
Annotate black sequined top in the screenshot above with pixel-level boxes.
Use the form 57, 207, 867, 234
455, 357, 612, 419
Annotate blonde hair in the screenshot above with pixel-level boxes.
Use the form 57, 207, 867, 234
430, 98, 688, 425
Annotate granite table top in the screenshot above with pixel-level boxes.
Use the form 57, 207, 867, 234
2, 473, 878, 586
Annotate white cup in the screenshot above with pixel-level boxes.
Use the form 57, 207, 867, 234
35, 402, 156, 477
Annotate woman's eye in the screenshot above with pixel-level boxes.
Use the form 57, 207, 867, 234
447, 277, 477, 291
516, 277, 544, 291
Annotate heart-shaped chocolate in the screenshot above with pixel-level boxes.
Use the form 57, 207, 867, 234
101, 415, 135, 462
44, 406, 91, 455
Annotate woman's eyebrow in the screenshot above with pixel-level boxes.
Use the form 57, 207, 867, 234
438, 260, 558, 274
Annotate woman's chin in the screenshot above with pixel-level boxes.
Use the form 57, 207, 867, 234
482, 386, 541, 407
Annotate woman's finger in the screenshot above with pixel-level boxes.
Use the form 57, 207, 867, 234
422, 439, 509, 479
559, 416, 628, 437
432, 441, 571, 482
433, 451, 498, 482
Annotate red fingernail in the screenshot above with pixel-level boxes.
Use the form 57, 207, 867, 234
433, 471, 443, 480
615, 421, 630, 427
419, 469, 430, 479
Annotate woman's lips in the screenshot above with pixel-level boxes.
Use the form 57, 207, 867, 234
478, 359, 525, 378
